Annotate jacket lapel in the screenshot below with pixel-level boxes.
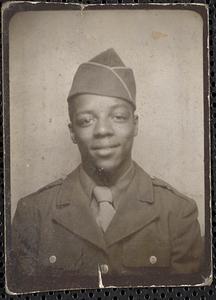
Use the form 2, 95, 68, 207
105, 164, 160, 247
52, 167, 106, 250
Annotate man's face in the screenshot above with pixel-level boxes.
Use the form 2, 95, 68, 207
69, 94, 138, 174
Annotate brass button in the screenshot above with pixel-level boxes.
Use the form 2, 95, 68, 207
49, 255, 57, 264
100, 264, 109, 274
149, 255, 157, 264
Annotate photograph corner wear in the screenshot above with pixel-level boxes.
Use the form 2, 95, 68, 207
2, 1, 212, 294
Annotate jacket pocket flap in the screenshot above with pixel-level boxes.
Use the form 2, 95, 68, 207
123, 242, 171, 267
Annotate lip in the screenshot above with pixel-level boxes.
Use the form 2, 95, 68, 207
91, 144, 120, 156
92, 144, 120, 150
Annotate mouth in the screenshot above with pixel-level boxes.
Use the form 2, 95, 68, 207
92, 144, 120, 150
91, 144, 120, 156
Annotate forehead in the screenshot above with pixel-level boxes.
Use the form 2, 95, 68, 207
70, 94, 134, 114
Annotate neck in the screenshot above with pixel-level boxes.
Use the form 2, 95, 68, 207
82, 159, 132, 186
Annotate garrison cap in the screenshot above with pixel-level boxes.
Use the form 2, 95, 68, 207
67, 48, 136, 108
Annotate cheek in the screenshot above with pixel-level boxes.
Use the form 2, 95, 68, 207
73, 127, 93, 144
114, 124, 136, 139
73, 132, 93, 156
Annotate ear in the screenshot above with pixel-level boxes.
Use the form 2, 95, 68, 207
68, 123, 77, 144
133, 114, 138, 137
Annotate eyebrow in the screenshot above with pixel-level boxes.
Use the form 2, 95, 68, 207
74, 110, 95, 117
74, 104, 131, 115
109, 104, 131, 110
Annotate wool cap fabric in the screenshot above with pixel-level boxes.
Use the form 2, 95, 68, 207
67, 48, 136, 108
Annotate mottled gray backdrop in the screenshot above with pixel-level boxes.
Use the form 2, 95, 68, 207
9, 9, 205, 234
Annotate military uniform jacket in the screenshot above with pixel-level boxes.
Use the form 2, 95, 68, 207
9, 163, 202, 293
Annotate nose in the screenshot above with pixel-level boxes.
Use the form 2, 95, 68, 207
93, 117, 114, 138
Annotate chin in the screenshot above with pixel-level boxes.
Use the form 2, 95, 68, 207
94, 160, 119, 174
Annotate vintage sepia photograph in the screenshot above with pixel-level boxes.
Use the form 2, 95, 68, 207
2, 2, 211, 294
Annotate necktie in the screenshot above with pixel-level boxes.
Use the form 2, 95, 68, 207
93, 186, 116, 232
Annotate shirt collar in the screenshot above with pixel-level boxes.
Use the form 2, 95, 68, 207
56, 162, 154, 207
111, 162, 135, 207
79, 165, 96, 201
79, 162, 135, 208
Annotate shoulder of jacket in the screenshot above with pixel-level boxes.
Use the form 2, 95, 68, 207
36, 178, 64, 194
17, 178, 65, 214
152, 176, 193, 202
152, 177, 198, 217
20, 178, 65, 205
152, 177, 174, 190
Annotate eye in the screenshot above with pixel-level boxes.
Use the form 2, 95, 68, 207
112, 113, 129, 122
76, 116, 95, 127
114, 115, 126, 120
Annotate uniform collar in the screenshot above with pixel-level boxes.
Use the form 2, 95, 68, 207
78, 165, 95, 203
54, 162, 156, 249
56, 161, 154, 207
78, 162, 136, 208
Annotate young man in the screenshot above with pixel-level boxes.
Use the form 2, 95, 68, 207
10, 49, 202, 292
